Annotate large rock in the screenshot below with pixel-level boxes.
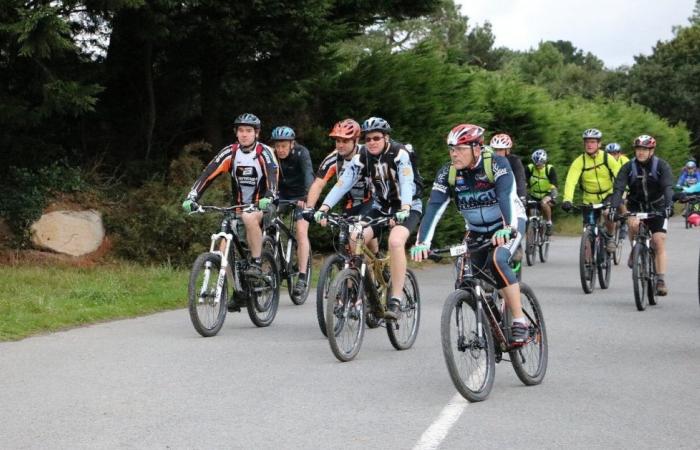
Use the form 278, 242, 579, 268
31, 210, 105, 256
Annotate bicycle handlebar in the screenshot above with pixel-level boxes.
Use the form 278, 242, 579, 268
190, 203, 257, 214
428, 230, 519, 262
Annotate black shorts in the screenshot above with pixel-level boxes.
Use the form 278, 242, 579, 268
364, 207, 422, 236
630, 210, 668, 234
343, 201, 373, 218
277, 198, 304, 221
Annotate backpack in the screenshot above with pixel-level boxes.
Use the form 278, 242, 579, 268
628, 156, 660, 183
448, 149, 494, 187
578, 151, 616, 193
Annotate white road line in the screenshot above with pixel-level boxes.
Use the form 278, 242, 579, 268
413, 393, 468, 450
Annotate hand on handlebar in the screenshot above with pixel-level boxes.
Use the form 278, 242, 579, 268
410, 243, 430, 262
491, 227, 513, 247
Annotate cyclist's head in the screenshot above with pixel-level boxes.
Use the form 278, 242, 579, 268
234, 113, 261, 146
489, 133, 513, 156
531, 149, 548, 166
270, 126, 295, 159
582, 128, 602, 154
329, 119, 361, 156
633, 134, 656, 162
362, 117, 391, 155
605, 143, 621, 153
685, 160, 697, 172
447, 124, 485, 170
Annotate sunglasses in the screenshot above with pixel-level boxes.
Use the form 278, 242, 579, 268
364, 136, 385, 142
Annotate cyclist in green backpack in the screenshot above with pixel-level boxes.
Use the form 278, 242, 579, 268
525, 149, 558, 235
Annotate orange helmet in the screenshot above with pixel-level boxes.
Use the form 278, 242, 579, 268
329, 119, 361, 140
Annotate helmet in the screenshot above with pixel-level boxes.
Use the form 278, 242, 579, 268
270, 126, 295, 141
329, 119, 361, 139
490, 133, 513, 149
361, 117, 391, 134
605, 143, 621, 153
234, 113, 261, 129
531, 149, 548, 165
582, 128, 603, 140
633, 134, 656, 149
685, 160, 697, 169
688, 213, 700, 227
447, 124, 485, 146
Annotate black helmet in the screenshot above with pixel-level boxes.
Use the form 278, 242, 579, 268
234, 113, 261, 130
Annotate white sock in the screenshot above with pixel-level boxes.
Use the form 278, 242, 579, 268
512, 317, 527, 325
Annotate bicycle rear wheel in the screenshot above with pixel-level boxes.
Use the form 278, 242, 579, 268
525, 221, 537, 266
246, 250, 280, 327
188, 252, 228, 337
326, 269, 365, 362
316, 254, 345, 337
631, 243, 648, 311
387, 269, 421, 350
509, 283, 548, 385
441, 290, 495, 402
597, 235, 612, 289
288, 241, 312, 305
579, 231, 596, 294
613, 225, 623, 265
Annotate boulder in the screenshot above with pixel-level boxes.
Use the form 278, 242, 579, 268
30, 210, 105, 256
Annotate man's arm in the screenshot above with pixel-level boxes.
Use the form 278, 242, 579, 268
299, 146, 314, 193
415, 165, 451, 246
659, 160, 675, 209
319, 155, 361, 210
563, 156, 583, 202
395, 148, 415, 209
609, 161, 631, 209
187, 146, 233, 201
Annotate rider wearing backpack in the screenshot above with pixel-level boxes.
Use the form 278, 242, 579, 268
525, 149, 558, 235
609, 135, 674, 296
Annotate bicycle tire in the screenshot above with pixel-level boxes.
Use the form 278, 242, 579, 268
188, 252, 228, 337
316, 254, 345, 337
597, 235, 612, 289
579, 230, 596, 294
538, 223, 550, 263
441, 289, 495, 402
525, 221, 537, 267
262, 236, 279, 268
509, 283, 548, 386
326, 268, 365, 362
288, 241, 312, 306
647, 248, 657, 306
631, 243, 648, 311
245, 250, 280, 327
612, 225, 623, 265
387, 269, 421, 350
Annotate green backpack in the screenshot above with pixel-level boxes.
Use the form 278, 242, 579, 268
447, 149, 495, 187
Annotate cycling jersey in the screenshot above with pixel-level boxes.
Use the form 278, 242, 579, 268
315, 145, 371, 210
277, 143, 314, 200
417, 154, 527, 244
610, 156, 673, 212
188, 142, 278, 204
525, 163, 558, 200
676, 170, 699, 188
507, 154, 528, 199
563, 150, 620, 204
322, 140, 423, 215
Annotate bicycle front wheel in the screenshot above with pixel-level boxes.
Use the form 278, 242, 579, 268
387, 269, 421, 350
316, 254, 345, 337
579, 231, 596, 294
326, 269, 365, 362
441, 290, 495, 402
647, 249, 657, 306
188, 252, 228, 337
631, 243, 648, 311
525, 221, 537, 266
246, 250, 280, 327
509, 283, 548, 385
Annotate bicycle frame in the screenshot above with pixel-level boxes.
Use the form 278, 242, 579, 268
205, 211, 248, 305
349, 219, 391, 315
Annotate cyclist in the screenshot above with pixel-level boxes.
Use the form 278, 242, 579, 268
609, 135, 674, 295
314, 116, 423, 320
561, 128, 621, 252
676, 160, 698, 189
605, 142, 629, 165
490, 133, 527, 199
410, 124, 529, 343
182, 113, 278, 279
525, 149, 558, 235
270, 126, 314, 295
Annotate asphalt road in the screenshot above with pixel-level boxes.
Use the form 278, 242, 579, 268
1, 218, 698, 449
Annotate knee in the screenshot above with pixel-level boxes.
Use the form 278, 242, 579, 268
388, 235, 406, 251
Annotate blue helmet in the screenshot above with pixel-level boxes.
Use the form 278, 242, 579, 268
361, 117, 391, 134
271, 126, 296, 141
234, 113, 261, 129
605, 143, 622, 153
531, 149, 548, 165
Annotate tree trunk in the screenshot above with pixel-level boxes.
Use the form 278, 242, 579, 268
144, 39, 156, 160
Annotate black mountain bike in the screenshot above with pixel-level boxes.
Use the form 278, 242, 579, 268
187, 204, 280, 336
431, 236, 547, 402
623, 211, 664, 311
263, 200, 312, 305
570, 203, 613, 293
525, 200, 550, 266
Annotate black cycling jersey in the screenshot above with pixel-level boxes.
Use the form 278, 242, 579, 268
277, 143, 314, 199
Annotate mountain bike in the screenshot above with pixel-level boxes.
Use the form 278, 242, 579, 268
431, 236, 547, 402
187, 204, 280, 336
524, 199, 550, 266
325, 214, 420, 362
262, 200, 312, 305
622, 211, 664, 311
570, 203, 613, 293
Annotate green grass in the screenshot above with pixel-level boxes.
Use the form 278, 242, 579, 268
0, 264, 187, 341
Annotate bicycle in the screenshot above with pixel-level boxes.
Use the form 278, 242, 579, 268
262, 200, 313, 305
569, 203, 613, 293
611, 216, 626, 266
524, 199, 551, 266
622, 211, 663, 311
325, 214, 421, 362
187, 204, 280, 336
431, 235, 548, 402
